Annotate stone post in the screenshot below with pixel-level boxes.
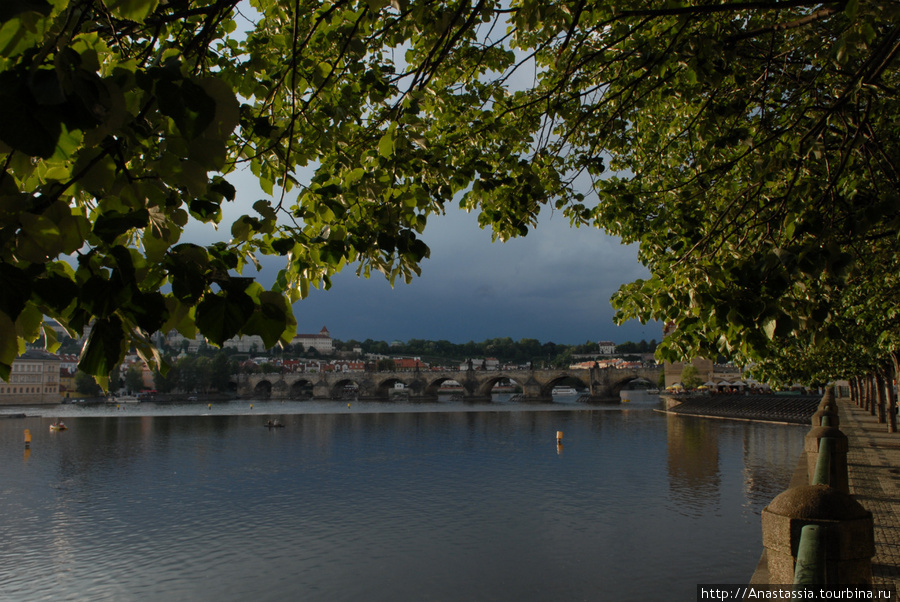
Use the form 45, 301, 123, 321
762, 485, 874, 585
811, 407, 840, 428
804, 427, 849, 493
811, 388, 840, 427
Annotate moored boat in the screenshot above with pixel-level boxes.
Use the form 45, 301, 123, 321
107, 395, 140, 404
552, 386, 578, 396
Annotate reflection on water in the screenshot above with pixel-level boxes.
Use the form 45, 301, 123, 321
0, 402, 805, 601
666, 414, 721, 518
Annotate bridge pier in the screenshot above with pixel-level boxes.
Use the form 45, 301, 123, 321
518, 381, 548, 402
313, 380, 332, 399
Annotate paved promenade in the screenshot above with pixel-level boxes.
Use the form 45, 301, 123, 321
839, 398, 900, 591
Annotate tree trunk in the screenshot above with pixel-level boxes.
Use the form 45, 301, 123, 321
860, 375, 868, 410
876, 371, 887, 424
890, 352, 900, 434
866, 374, 875, 416
850, 377, 858, 406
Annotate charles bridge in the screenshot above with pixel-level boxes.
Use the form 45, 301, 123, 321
233, 364, 661, 403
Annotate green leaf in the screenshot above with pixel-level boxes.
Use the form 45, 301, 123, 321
126, 291, 168, 334
16, 213, 62, 262
378, 130, 394, 158
32, 272, 78, 313
0, 0, 51, 21
0, 74, 61, 158
195, 291, 255, 346
92, 209, 150, 243
78, 315, 126, 377
242, 291, 290, 349
42, 323, 60, 353
106, 0, 159, 22
762, 316, 777, 341
0, 264, 32, 319
156, 77, 216, 140
167, 245, 210, 303
0, 310, 17, 380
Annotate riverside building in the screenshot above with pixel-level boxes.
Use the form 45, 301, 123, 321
0, 349, 62, 405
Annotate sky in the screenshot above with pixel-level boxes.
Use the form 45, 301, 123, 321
186, 170, 662, 347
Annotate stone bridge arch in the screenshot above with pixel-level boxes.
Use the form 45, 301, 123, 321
290, 378, 316, 399
254, 379, 273, 398
237, 365, 662, 403
422, 375, 464, 398
315, 376, 366, 400
540, 373, 591, 398
468, 373, 526, 398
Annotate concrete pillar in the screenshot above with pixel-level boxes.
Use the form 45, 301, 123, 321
804, 427, 849, 493
762, 484, 874, 585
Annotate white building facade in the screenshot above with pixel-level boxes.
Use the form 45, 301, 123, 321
292, 326, 334, 354
0, 350, 62, 405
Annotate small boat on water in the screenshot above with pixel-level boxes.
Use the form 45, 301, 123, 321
110, 395, 141, 404
552, 386, 578, 396
49, 422, 67, 431
264, 420, 285, 428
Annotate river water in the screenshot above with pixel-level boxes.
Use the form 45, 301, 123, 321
1, 396, 805, 601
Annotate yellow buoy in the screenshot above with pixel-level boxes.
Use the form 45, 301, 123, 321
208, 403, 211, 409
24, 429, 31, 448
250, 404, 253, 410
556, 430, 563, 443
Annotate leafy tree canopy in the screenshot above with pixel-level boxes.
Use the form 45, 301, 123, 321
1, 0, 898, 385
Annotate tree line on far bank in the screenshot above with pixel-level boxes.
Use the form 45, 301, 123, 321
333, 337, 658, 367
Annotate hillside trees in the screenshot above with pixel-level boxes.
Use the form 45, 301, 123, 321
2, 0, 899, 384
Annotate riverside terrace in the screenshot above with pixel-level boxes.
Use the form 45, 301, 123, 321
661, 393, 822, 424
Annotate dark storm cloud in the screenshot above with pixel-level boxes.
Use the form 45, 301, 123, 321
185, 171, 661, 345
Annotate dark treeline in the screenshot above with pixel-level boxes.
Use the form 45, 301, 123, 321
323, 337, 659, 367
